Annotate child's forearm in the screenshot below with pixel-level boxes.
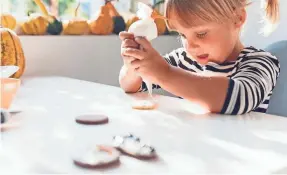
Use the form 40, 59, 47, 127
158, 66, 229, 113
119, 65, 142, 93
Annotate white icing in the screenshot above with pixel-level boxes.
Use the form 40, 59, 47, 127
133, 100, 155, 108
78, 147, 115, 165
119, 138, 154, 156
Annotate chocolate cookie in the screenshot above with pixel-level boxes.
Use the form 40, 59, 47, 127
75, 115, 109, 125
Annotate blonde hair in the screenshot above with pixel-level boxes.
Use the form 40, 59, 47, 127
165, 0, 279, 35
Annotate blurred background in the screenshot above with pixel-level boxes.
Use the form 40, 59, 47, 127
1, 0, 164, 20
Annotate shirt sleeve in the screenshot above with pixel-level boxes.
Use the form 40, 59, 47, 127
137, 48, 182, 92
220, 52, 280, 115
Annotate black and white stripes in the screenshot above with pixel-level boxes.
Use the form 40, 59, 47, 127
139, 46, 280, 115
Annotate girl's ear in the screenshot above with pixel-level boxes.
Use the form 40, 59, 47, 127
234, 8, 247, 28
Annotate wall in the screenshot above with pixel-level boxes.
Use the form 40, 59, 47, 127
20, 36, 181, 87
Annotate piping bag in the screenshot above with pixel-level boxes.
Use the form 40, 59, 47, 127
128, 2, 163, 99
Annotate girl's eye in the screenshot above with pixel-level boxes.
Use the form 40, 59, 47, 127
196, 32, 207, 39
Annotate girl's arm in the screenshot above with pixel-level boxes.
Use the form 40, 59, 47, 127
124, 37, 280, 114
158, 66, 228, 113
158, 53, 280, 114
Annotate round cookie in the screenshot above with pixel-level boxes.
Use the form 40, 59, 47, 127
132, 100, 157, 110
73, 145, 120, 169
75, 115, 109, 125
113, 134, 157, 160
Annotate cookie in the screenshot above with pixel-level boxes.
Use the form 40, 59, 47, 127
113, 134, 157, 160
75, 115, 109, 125
132, 100, 156, 110
73, 145, 120, 169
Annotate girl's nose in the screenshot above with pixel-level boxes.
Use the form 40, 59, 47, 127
185, 39, 200, 55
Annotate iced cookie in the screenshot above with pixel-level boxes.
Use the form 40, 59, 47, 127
132, 100, 156, 110
113, 134, 157, 159
73, 145, 120, 169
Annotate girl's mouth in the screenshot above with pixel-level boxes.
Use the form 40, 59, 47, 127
196, 54, 209, 60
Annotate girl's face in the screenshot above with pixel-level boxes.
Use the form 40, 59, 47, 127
169, 16, 244, 65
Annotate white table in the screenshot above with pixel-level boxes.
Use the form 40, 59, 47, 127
1, 76, 287, 174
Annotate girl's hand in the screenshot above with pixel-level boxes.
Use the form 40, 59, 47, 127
122, 36, 171, 84
119, 32, 143, 93
119, 31, 139, 70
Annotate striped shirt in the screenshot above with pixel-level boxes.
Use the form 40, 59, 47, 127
139, 46, 281, 115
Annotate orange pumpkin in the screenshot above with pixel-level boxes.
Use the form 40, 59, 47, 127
1, 14, 17, 30
89, 5, 114, 35
62, 19, 90, 35
0, 27, 26, 78
21, 13, 48, 35
62, 3, 90, 35
152, 9, 167, 35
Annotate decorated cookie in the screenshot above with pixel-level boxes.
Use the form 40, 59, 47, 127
132, 100, 157, 110
113, 134, 157, 159
73, 145, 120, 169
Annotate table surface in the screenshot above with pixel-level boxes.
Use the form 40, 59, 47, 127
1, 76, 287, 174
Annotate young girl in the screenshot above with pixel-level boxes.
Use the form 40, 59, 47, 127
119, 0, 280, 115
